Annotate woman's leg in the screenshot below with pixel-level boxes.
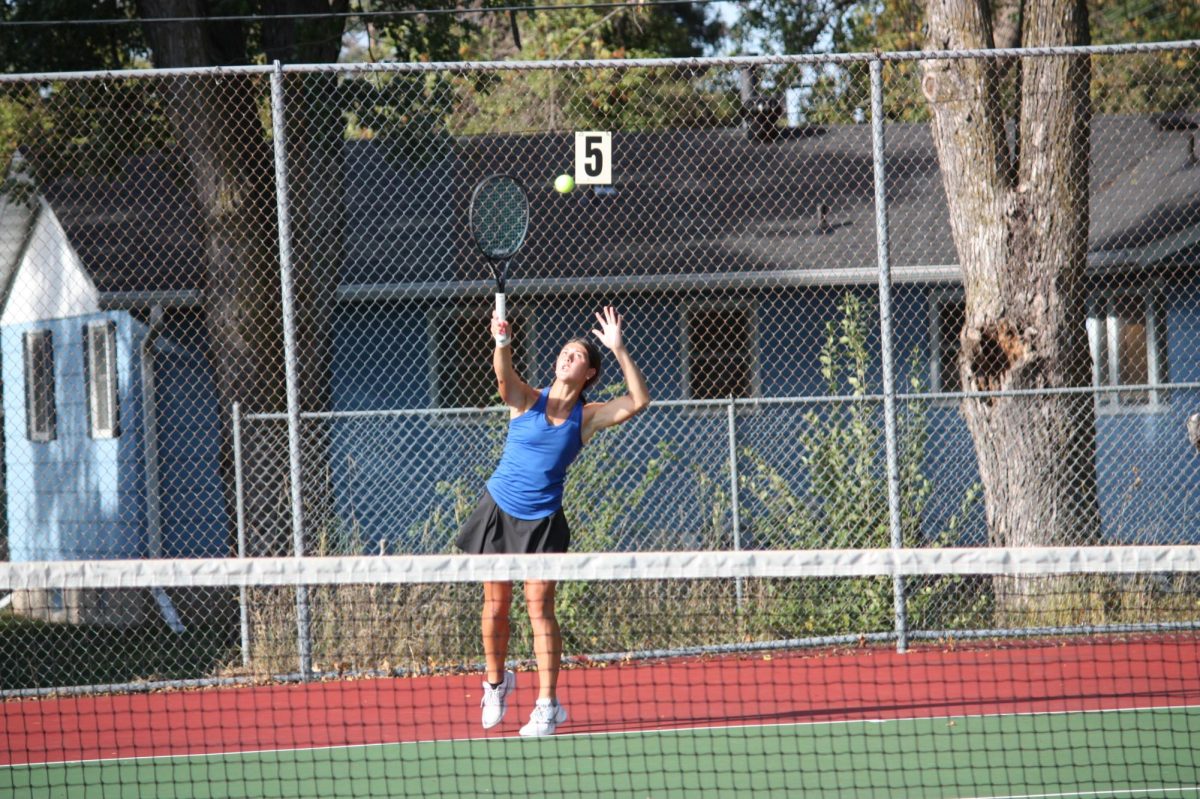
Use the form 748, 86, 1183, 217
482, 581, 513, 684
524, 579, 561, 701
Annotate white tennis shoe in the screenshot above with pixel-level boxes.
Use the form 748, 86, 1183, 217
480, 670, 515, 729
519, 698, 568, 737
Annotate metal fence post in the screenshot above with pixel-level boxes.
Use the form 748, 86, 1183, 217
269, 61, 312, 677
232, 401, 250, 668
727, 396, 743, 609
870, 56, 908, 654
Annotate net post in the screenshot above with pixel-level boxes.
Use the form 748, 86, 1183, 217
233, 401, 250, 669
727, 396, 743, 609
870, 56, 908, 653
269, 60, 313, 677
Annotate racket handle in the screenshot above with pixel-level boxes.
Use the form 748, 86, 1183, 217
494, 293, 510, 347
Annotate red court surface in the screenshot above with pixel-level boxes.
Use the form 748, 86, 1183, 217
4, 636, 1198, 767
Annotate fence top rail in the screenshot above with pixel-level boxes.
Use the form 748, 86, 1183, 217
1, 39, 1197, 83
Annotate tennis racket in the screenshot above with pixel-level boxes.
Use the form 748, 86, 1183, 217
469, 174, 529, 346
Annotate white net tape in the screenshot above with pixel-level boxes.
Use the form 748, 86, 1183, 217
4, 545, 1200, 590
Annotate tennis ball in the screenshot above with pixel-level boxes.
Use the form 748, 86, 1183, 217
554, 174, 575, 194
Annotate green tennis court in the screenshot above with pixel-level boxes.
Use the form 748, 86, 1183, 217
6, 633, 1200, 798
8, 705, 1200, 798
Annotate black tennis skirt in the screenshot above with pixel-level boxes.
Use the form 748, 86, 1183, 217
455, 488, 571, 555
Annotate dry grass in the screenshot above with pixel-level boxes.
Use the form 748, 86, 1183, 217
237, 572, 1200, 679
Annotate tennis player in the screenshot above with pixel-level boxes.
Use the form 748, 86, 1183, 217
456, 305, 650, 736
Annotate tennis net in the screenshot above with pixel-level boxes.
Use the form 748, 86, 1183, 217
3, 546, 1199, 798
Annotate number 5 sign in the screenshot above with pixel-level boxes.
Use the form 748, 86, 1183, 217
574, 131, 612, 185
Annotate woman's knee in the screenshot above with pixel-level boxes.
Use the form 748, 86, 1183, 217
524, 580, 557, 624
482, 582, 513, 620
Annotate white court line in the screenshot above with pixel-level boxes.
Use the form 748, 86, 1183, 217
4, 701, 1200, 772
958, 787, 1200, 799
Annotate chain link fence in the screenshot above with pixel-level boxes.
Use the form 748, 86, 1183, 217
1, 42, 1199, 690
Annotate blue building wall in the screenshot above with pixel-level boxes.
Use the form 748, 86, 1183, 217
12, 281, 1185, 560
1, 308, 230, 562
326, 277, 1200, 553
2, 312, 146, 561
151, 309, 227, 557
323, 286, 928, 552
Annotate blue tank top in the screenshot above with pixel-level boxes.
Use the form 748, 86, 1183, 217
487, 388, 585, 520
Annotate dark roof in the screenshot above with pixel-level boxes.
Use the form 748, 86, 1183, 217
449, 126, 898, 281
41, 153, 205, 294
36, 115, 1200, 294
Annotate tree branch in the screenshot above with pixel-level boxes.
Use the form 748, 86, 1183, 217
554, 5, 641, 60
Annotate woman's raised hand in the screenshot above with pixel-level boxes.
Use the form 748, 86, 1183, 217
592, 306, 624, 351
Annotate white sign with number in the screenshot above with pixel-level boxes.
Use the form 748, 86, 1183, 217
574, 131, 612, 185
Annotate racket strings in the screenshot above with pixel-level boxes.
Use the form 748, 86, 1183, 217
471, 175, 529, 261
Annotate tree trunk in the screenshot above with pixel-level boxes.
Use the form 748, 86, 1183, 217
139, 1, 289, 556
921, 0, 1101, 620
